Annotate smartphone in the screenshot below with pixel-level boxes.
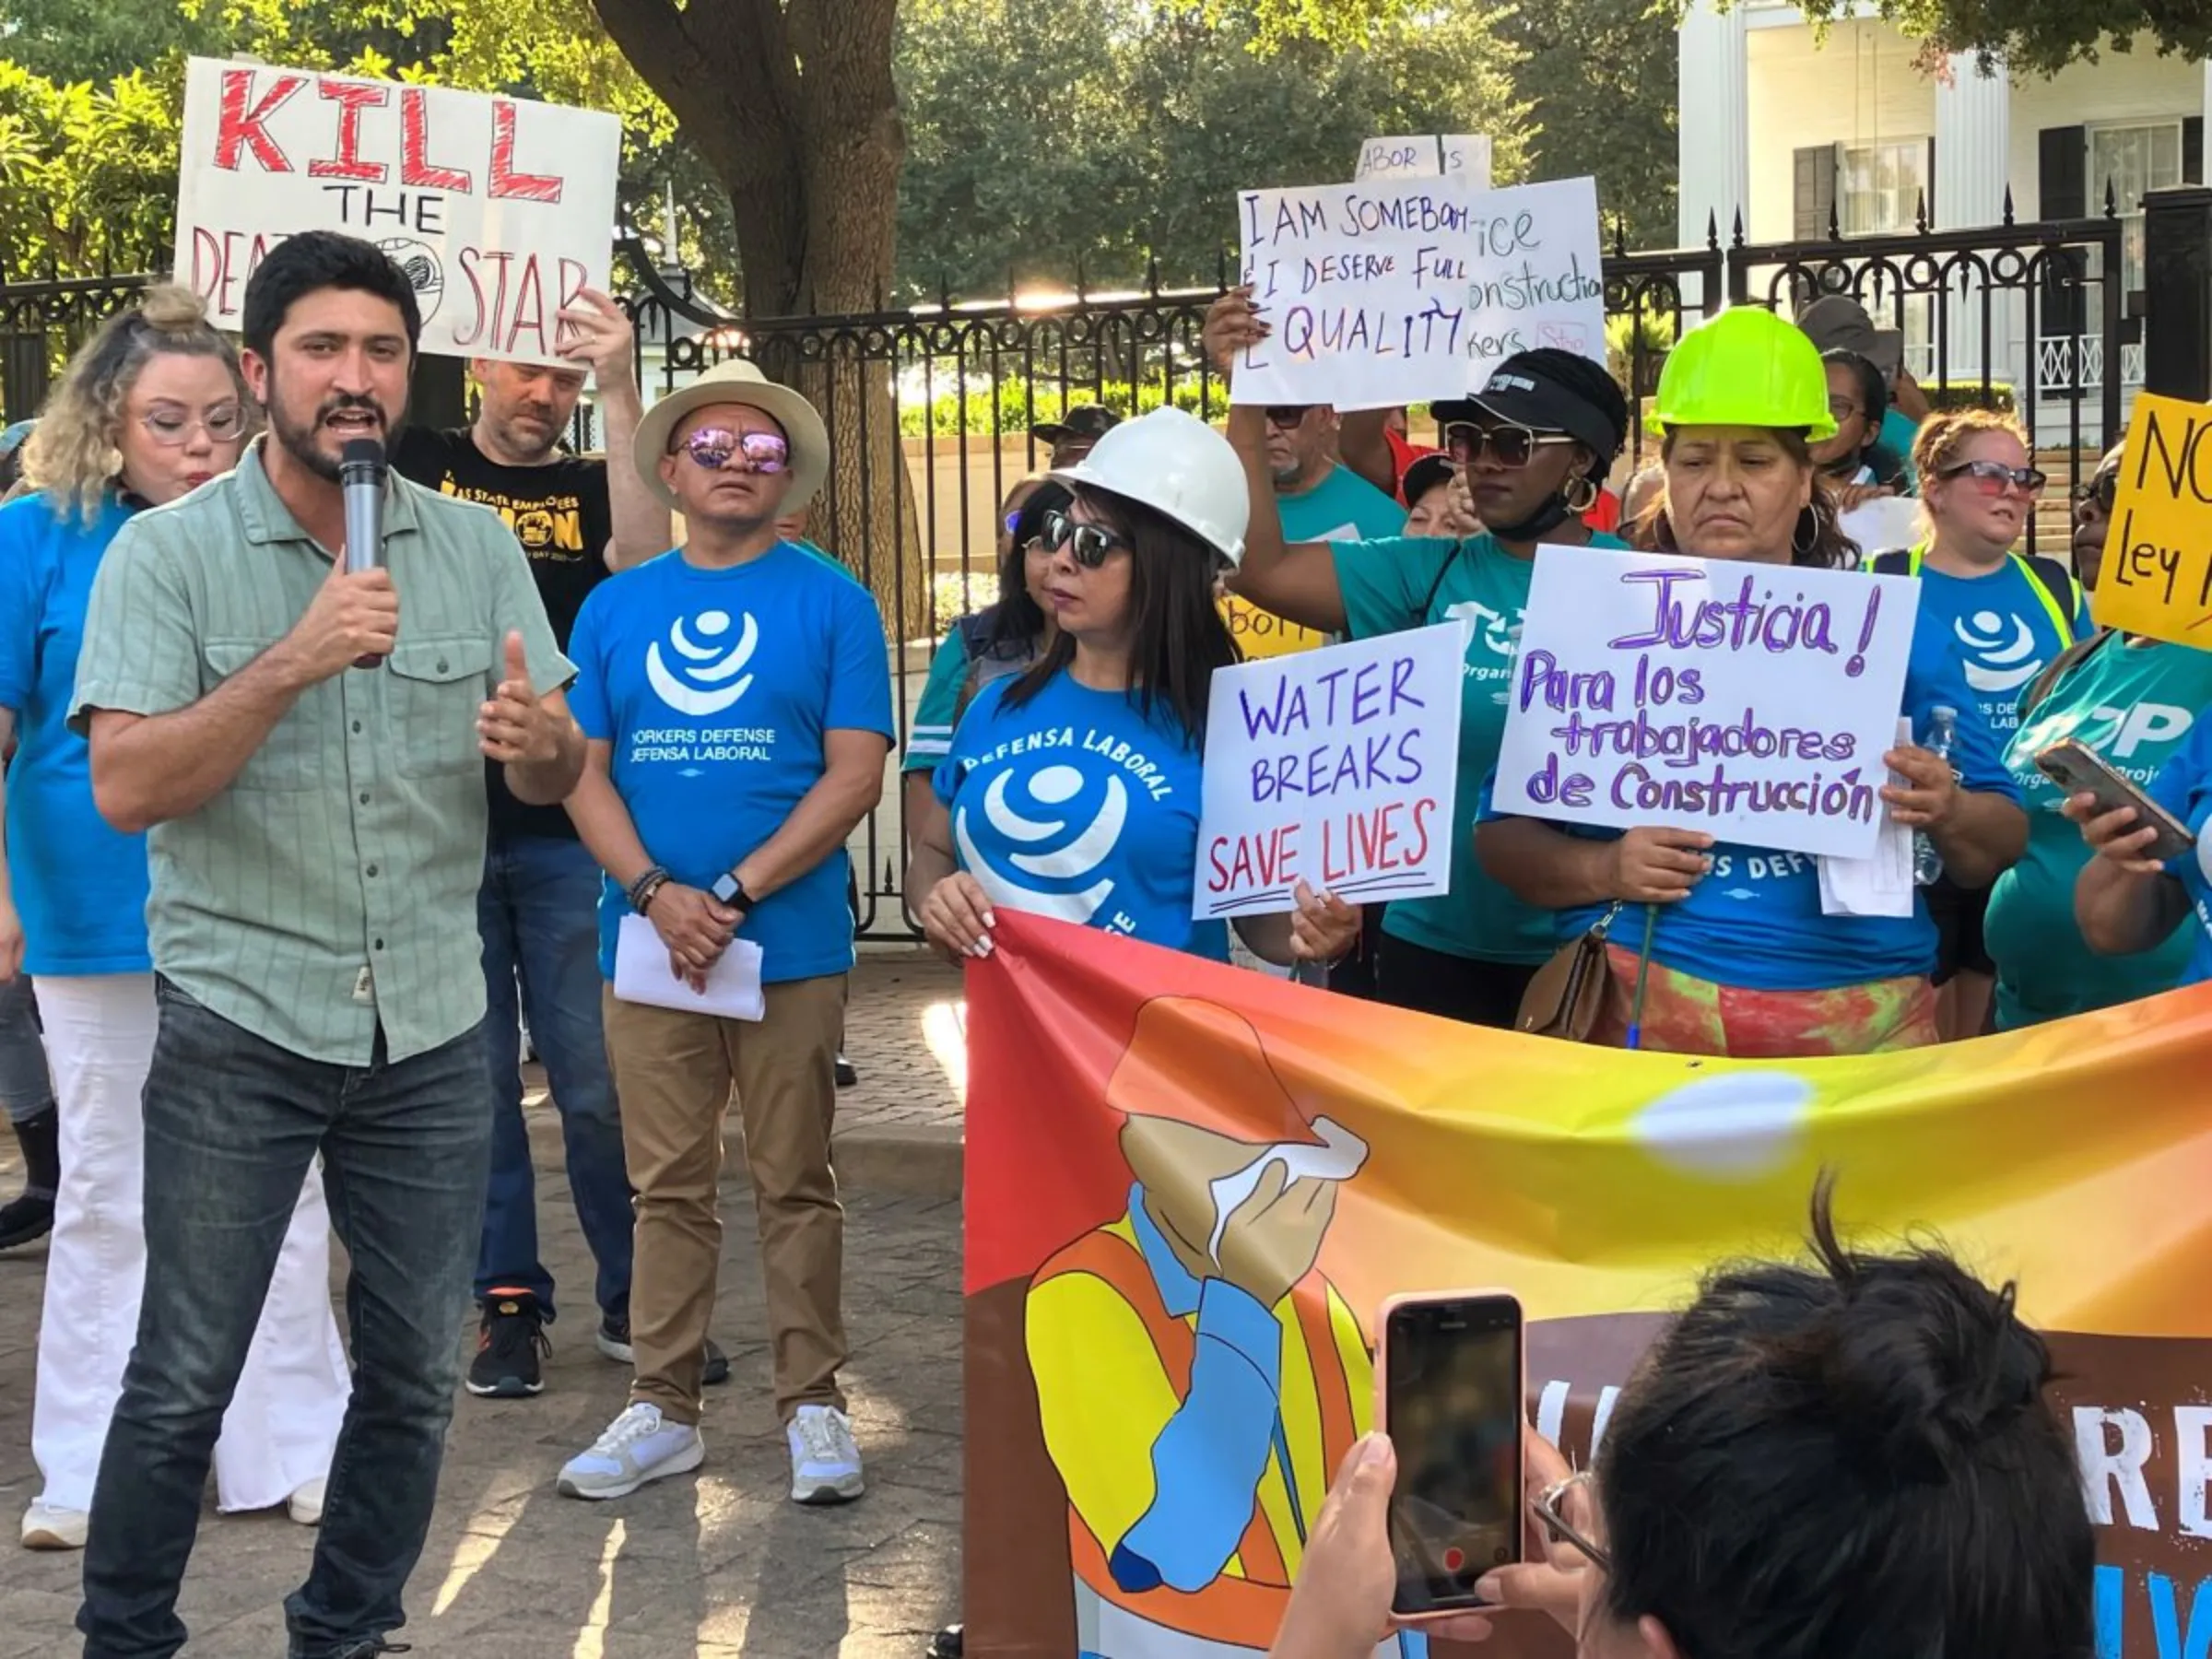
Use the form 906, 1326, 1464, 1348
1377, 1290, 1525, 1621
2035, 738, 2197, 864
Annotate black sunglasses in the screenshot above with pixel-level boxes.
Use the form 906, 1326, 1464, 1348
1041, 508, 1127, 569
1939, 458, 2046, 496
1443, 420, 1575, 468
1264, 405, 1315, 429
2072, 474, 2120, 512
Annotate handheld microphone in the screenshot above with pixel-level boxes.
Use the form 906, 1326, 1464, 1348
339, 437, 386, 668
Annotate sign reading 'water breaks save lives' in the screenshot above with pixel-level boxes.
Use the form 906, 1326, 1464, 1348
1194, 623, 1465, 918
2092, 392, 2212, 647
1492, 546, 1921, 861
1232, 175, 1606, 410
172, 57, 620, 366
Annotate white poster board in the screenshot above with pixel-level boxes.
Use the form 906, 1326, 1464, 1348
1195, 623, 1466, 919
1458, 176, 1607, 383
173, 57, 621, 365
1354, 135, 1493, 191
1490, 546, 1920, 860
1235, 177, 1476, 410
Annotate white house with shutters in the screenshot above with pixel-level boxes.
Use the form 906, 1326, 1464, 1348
1677, 0, 2209, 420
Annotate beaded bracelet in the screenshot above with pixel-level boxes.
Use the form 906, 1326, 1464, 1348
628, 865, 672, 913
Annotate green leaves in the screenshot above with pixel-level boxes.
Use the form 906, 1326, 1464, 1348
1726, 0, 2212, 77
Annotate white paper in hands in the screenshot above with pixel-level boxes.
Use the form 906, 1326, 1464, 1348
613, 913, 765, 1020
1818, 719, 1916, 918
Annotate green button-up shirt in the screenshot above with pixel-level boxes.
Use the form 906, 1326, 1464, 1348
71, 440, 572, 1065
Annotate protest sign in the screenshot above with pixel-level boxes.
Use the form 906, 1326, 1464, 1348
1234, 177, 1476, 410
964, 912, 2212, 1659
2091, 392, 2212, 645
1194, 623, 1464, 917
172, 57, 621, 365
1458, 175, 1606, 380
1491, 545, 1920, 859
1353, 134, 1493, 190
1220, 594, 1327, 659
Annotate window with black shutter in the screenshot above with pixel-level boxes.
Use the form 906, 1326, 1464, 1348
1793, 145, 1838, 241
2039, 124, 2089, 394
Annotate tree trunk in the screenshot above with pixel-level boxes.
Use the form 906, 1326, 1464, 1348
590, 0, 931, 645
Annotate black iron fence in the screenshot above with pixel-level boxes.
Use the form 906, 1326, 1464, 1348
0, 199, 2156, 935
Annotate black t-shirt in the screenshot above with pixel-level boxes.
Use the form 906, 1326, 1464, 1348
390, 425, 617, 842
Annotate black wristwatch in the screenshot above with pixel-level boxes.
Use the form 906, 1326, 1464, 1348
710, 872, 754, 914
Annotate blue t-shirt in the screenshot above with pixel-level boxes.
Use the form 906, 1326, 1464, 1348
1909, 558, 2090, 739
0, 492, 152, 976
2147, 717, 2212, 991
1503, 605, 2021, 993
934, 671, 1227, 961
567, 542, 895, 984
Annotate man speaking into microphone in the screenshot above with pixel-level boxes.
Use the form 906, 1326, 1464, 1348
67, 229, 582, 1659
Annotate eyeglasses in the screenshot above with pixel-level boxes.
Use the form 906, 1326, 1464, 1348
1040, 508, 1127, 569
139, 404, 249, 447
677, 428, 790, 473
1938, 458, 2046, 498
2072, 474, 2120, 513
1263, 405, 1315, 429
1443, 421, 1575, 468
1827, 395, 1865, 422
1531, 1469, 1610, 1573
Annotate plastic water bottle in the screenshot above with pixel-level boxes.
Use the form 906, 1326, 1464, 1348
1912, 704, 1959, 888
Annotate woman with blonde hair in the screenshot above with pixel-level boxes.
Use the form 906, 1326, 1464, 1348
1, 287, 348, 1550
1865, 409, 2088, 1037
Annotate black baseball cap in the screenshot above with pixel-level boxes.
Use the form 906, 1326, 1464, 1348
1400, 453, 1455, 506
1031, 404, 1123, 446
1433, 349, 1629, 461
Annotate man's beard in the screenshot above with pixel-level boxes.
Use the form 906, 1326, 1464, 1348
270, 392, 390, 483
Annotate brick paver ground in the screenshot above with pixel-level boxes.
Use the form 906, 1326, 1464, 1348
0, 951, 970, 1657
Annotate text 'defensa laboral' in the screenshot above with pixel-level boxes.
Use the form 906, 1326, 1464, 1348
171, 56, 620, 366
1195, 623, 1466, 919
1490, 547, 1920, 861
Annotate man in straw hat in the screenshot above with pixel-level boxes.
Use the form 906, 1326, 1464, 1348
554, 358, 894, 1506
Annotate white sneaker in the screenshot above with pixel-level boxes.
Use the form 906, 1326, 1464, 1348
288, 1477, 325, 1526
787, 1404, 865, 1505
20, 1500, 87, 1550
557, 1402, 704, 1500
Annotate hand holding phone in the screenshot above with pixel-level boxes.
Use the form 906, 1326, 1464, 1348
1378, 1290, 1525, 1621
2038, 739, 2197, 865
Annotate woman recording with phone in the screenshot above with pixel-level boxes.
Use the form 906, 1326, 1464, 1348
906, 406, 1357, 969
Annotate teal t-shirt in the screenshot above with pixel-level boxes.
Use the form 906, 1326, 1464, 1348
1877, 406, 1923, 487
905, 625, 971, 774
1281, 464, 1406, 545
1333, 531, 1630, 965
1986, 632, 2212, 1029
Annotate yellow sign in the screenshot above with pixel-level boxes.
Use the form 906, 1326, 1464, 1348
2091, 392, 2212, 645
1221, 594, 1328, 658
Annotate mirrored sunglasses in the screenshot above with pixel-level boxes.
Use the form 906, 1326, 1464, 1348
1443, 420, 1574, 469
1041, 508, 1126, 569
678, 428, 790, 473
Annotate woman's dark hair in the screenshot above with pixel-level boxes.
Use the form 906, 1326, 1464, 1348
1000, 483, 1235, 739
241, 229, 423, 362
1640, 428, 1863, 570
982, 479, 1072, 653
1823, 347, 1888, 435
1594, 1179, 2095, 1659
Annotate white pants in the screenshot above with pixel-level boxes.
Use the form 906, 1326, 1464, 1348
31, 973, 350, 1514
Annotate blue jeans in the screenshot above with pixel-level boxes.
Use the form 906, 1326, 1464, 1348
77, 980, 491, 1659
0, 971, 53, 1124
477, 833, 630, 1325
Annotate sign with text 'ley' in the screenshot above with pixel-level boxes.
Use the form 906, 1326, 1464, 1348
173, 58, 621, 365
1195, 623, 1465, 918
1352, 134, 1493, 190
1492, 546, 1920, 860
2091, 392, 2212, 646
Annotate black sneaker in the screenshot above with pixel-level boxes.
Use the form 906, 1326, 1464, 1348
928, 1626, 963, 1658
835, 1054, 858, 1088
595, 1315, 729, 1387
466, 1290, 549, 1397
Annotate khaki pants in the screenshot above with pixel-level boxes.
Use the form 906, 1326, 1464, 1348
602, 975, 849, 1425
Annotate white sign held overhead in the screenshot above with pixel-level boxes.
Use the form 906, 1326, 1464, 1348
1354, 135, 1493, 191
172, 57, 621, 365
1456, 176, 1607, 382
1195, 624, 1466, 919
1490, 546, 1921, 861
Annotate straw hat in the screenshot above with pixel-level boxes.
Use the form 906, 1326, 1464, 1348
632, 358, 829, 512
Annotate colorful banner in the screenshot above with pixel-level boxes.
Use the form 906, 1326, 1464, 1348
2091, 392, 2212, 646
964, 912, 2212, 1659
1195, 623, 1465, 918
172, 57, 621, 365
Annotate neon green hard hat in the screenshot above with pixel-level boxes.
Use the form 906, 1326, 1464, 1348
1648, 307, 1838, 441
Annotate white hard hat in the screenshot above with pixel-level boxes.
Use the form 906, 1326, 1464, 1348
1049, 406, 1249, 569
